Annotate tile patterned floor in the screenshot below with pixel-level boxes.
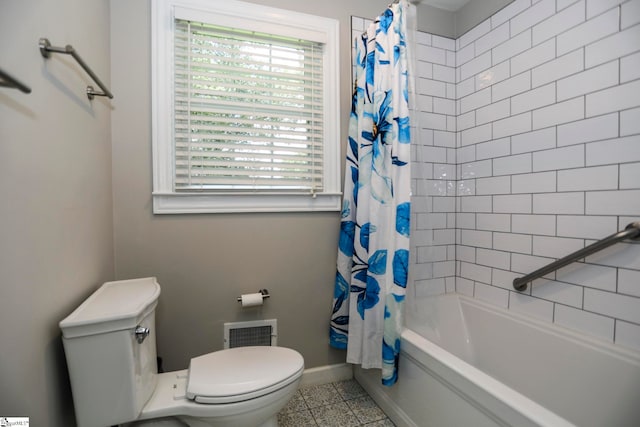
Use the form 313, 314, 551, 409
278, 379, 396, 427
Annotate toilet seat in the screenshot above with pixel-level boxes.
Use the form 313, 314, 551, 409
186, 346, 304, 404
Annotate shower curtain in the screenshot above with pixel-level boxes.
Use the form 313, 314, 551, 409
330, 0, 413, 386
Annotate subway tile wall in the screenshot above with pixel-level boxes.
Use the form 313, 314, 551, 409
353, 0, 640, 352
413, 27, 459, 298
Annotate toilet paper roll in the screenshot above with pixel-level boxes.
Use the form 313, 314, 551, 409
240, 292, 264, 307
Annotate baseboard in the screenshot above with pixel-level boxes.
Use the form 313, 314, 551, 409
300, 363, 353, 386
354, 366, 417, 427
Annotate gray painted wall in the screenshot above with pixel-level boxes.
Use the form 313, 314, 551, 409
0, 1, 114, 425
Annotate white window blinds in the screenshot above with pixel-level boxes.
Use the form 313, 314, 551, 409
174, 19, 325, 192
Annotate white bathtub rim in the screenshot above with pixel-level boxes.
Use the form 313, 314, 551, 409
402, 293, 640, 427
413, 293, 640, 364
401, 328, 575, 427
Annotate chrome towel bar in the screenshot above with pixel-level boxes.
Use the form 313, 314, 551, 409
0, 67, 31, 94
513, 222, 640, 292
39, 37, 113, 100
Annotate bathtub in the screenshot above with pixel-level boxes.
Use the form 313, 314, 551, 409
355, 294, 640, 427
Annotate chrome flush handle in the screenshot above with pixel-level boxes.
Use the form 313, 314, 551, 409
134, 325, 150, 344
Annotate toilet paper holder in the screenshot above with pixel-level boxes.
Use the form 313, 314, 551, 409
237, 289, 270, 302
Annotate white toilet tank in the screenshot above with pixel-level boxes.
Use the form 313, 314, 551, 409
60, 277, 161, 427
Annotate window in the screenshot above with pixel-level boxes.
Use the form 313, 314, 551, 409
152, 0, 341, 213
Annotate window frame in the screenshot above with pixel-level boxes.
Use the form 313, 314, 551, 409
151, 0, 341, 214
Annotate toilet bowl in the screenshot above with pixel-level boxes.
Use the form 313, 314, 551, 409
59, 277, 304, 427
136, 347, 304, 427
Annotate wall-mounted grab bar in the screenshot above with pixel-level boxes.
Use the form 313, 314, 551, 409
0, 67, 31, 94
513, 222, 640, 292
39, 38, 113, 100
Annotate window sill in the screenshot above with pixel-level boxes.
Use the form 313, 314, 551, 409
152, 192, 342, 214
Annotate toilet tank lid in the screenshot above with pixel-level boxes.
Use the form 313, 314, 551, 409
59, 277, 161, 338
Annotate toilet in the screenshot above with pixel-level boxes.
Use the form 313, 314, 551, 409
59, 277, 304, 427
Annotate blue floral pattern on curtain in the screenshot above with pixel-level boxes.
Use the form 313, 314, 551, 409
330, 0, 411, 386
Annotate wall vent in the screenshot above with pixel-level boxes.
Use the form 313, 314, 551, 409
223, 319, 277, 349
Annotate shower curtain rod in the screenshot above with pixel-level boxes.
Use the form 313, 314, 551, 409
39, 37, 113, 100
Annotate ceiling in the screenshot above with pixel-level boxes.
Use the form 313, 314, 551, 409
416, 0, 472, 11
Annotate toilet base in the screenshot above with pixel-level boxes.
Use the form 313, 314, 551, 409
182, 415, 278, 427
178, 412, 279, 427
124, 414, 278, 427
122, 418, 188, 426
126, 369, 299, 427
